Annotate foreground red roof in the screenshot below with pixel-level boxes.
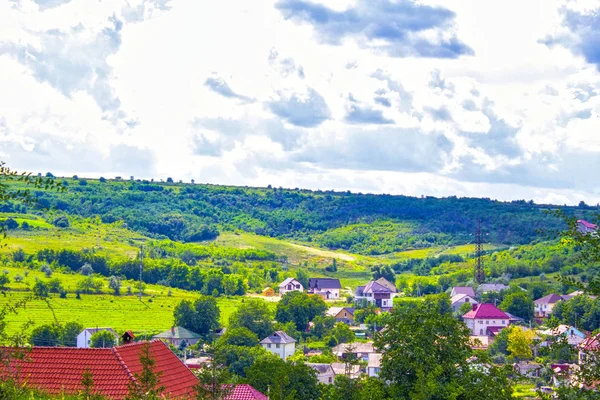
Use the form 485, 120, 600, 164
462, 303, 510, 319
224, 384, 268, 400
0, 340, 198, 399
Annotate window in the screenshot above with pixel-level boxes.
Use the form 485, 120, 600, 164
465, 298, 470, 303
502, 320, 506, 325
480, 329, 483, 335
276, 344, 280, 348
268, 344, 271, 348
478, 320, 483, 324
486, 320, 489, 325
328, 377, 332, 383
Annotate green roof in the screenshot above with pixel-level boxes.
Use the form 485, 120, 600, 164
153, 326, 202, 340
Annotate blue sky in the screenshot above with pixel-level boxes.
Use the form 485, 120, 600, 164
1, 0, 600, 205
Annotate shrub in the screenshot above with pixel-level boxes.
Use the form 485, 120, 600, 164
59, 289, 67, 298
41, 264, 52, 278
52, 216, 70, 228
14, 274, 23, 283
33, 281, 49, 298
80, 263, 94, 276
12, 249, 26, 262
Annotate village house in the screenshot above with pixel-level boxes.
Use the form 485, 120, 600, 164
306, 363, 335, 384
451, 286, 475, 298
152, 326, 202, 347
538, 325, 586, 347
551, 364, 575, 387
260, 331, 296, 360
326, 307, 355, 324
579, 333, 600, 365
534, 293, 567, 317
451, 293, 478, 313
308, 278, 341, 299
331, 362, 361, 379
577, 219, 598, 235
477, 283, 510, 294
262, 287, 275, 297
333, 342, 376, 362
354, 277, 397, 308
278, 277, 303, 296
462, 303, 511, 336
367, 353, 382, 377
513, 361, 542, 378
0, 341, 199, 399
76, 327, 119, 348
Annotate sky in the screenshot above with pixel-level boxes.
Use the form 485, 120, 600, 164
1, 0, 600, 205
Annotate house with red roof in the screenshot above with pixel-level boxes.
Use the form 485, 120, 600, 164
462, 303, 511, 336
0, 340, 198, 399
577, 220, 598, 235
222, 384, 268, 400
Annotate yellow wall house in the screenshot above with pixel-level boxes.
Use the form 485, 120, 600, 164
262, 287, 275, 297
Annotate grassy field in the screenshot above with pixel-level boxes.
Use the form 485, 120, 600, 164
0, 267, 276, 339
511, 383, 537, 398
0, 213, 144, 260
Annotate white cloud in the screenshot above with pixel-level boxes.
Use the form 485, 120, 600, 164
1, 0, 600, 205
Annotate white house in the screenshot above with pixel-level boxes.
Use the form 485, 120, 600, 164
306, 363, 335, 384
332, 342, 375, 362
355, 277, 397, 308
367, 353, 382, 377
260, 331, 296, 360
534, 294, 566, 317
462, 304, 511, 336
308, 278, 341, 299
451, 293, 478, 312
76, 328, 119, 348
278, 278, 303, 296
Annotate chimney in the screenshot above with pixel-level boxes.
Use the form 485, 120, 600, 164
171, 326, 175, 336
472, 304, 478, 311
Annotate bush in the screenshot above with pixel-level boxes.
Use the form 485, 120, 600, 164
41, 264, 52, 278
14, 274, 23, 283
59, 289, 67, 298
90, 330, 115, 348
47, 278, 63, 293
52, 216, 70, 228
80, 263, 94, 276
0, 274, 9, 288
33, 281, 49, 298
4, 218, 18, 230
12, 249, 26, 262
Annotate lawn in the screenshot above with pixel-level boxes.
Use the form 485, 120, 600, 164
0, 266, 276, 340
511, 383, 537, 398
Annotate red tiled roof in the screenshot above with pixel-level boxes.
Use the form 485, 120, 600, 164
224, 384, 268, 400
578, 220, 598, 229
462, 303, 510, 319
580, 334, 600, 351
0, 340, 198, 399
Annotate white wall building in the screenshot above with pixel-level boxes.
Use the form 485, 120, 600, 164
260, 331, 296, 360
278, 278, 304, 296
462, 304, 511, 336
306, 363, 335, 384
368, 353, 382, 377
76, 328, 119, 348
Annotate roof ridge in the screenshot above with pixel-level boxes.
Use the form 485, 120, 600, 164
112, 344, 138, 389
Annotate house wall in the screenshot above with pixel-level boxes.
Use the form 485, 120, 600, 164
464, 318, 510, 335
315, 370, 335, 385
535, 302, 558, 317
314, 288, 339, 299
451, 296, 478, 312
262, 342, 296, 360
76, 331, 92, 348
335, 310, 354, 324
279, 280, 303, 296
368, 367, 380, 377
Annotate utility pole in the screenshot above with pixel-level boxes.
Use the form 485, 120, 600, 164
474, 219, 485, 284
139, 245, 143, 302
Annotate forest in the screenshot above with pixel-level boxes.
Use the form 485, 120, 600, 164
2, 176, 597, 255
